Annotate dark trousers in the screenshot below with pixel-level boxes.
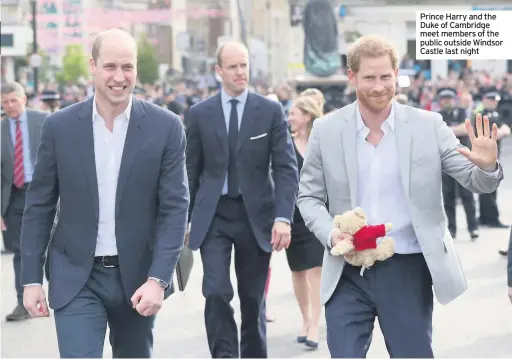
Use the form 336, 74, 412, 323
200, 196, 272, 358
479, 190, 500, 224
54, 263, 155, 358
325, 254, 434, 358
3, 185, 27, 304
442, 173, 478, 234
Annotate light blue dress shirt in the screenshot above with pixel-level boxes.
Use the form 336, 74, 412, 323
219, 89, 289, 225
9, 111, 34, 183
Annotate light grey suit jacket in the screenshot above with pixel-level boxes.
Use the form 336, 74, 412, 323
297, 101, 504, 306
1, 110, 47, 216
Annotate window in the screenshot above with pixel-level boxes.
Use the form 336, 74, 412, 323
1, 34, 14, 48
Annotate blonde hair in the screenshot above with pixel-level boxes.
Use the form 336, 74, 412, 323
292, 96, 323, 137
299, 88, 325, 108
348, 35, 398, 73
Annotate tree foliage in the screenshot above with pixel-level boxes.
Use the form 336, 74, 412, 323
137, 34, 159, 85
56, 44, 88, 83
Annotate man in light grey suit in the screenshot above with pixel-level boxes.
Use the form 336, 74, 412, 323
1, 82, 47, 321
297, 35, 503, 358
21, 29, 189, 357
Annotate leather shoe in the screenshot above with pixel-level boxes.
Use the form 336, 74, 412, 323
6, 304, 30, 322
305, 339, 318, 349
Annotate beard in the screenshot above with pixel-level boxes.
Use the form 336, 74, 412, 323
357, 89, 394, 113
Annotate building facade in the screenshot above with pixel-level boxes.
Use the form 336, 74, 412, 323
1, 0, 31, 83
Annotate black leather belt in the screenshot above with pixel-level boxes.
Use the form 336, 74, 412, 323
220, 194, 242, 201
94, 255, 119, 268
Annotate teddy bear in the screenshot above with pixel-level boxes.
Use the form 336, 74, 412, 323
330, 207, 395, 268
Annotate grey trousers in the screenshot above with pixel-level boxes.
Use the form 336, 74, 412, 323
325, 253, 434, 358
54, 262, 155, 358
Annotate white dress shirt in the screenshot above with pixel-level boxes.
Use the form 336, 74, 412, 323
355, 103, 422, 254
93, 96, 132, 256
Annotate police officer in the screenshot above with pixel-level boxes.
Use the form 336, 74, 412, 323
477, 89, 510, 228
437, 87, 479, 239
39, 89, 60, 113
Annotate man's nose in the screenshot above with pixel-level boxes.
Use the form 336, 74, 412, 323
373, 79, 387, 92
113, 68, 125, 82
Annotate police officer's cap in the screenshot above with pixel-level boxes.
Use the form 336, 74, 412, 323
437, 87, 457, 99
40, 90, 60, 101
483, 89, 501, 101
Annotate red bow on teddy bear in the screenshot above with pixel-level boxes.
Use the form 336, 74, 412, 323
352, 224, 387, 251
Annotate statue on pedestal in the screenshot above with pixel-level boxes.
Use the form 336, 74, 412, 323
302, 0, 341, 77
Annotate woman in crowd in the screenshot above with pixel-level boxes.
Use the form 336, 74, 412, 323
286, 95, 324, 350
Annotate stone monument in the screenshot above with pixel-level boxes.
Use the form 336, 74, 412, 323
302, 0, 341, 77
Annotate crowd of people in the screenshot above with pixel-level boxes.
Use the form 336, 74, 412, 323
1, 27, 511, 359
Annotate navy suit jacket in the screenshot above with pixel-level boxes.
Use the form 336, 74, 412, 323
1, 109, 47, 216
20, 96, 190, 310
185, 91, 299, 252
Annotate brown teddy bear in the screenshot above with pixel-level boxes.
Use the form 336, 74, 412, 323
330, 207, 395, 268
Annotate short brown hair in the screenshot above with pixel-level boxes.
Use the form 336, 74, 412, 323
347, 35, 398, 73
215, 41, 248, 68
1, 82, 25, 98
91, 28, 136, 62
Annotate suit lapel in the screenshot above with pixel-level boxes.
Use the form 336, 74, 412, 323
393, 102, 412, 200
26, 111, 42, 164
115, 97, 145, 218
76, 98, 99, 220
237, 93, 259, 153
210, 94, 228, 154
341, 103, 358, 208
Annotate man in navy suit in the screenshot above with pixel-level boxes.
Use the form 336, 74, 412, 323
21, 28, 189, 357
186, 42, 299, 358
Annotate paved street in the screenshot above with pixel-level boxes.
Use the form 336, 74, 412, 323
2, 138, 512, 358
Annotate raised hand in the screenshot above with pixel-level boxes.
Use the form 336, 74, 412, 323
457, 113, 498, 172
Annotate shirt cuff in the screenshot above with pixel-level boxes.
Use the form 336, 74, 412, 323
148, 277, 169, 289
24, 283, 42, 286
274, 217, 290, 224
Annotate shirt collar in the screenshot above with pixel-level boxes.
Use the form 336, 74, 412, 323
356, 100, 395, 137
9, 110, 27, 123
221, 88, 248, 105
92, 95, 133, 122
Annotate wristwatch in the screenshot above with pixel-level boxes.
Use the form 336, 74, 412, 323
148, 277, 169, 289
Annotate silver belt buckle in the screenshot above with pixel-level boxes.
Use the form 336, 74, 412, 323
101, 256, 116, 268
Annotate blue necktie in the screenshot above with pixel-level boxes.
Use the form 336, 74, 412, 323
228, 99, 239, 197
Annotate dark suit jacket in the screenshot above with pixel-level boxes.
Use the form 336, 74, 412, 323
1, 109, 47, 216
20, 96, 190, 310
185, 91, 299, 252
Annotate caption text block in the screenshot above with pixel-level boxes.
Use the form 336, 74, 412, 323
416, 10, 512, 60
